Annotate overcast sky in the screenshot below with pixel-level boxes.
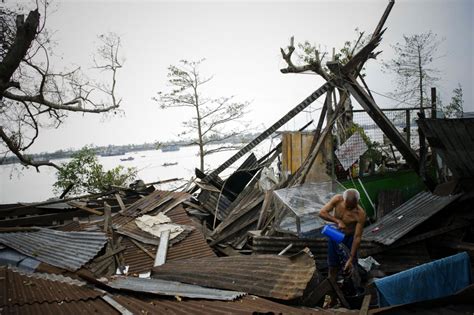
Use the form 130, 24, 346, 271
8, 0, 474, 153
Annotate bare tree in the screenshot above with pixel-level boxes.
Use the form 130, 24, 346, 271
0, 3, 123, 171
383, 31, 442, 109
153, 59, 249, 172
280, 30, 374, 141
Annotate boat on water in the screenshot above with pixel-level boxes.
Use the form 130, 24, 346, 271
161, 145, 180, 152
120, 156, 135, 162
162, 162, 178, 167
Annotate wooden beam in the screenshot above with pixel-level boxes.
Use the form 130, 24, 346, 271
115, 194, 127, 212
0, 210, 87, 227
205, 82, 331, 179
69, 201, 103, 216
343, 76, 420, 173
359, 294, 372, 315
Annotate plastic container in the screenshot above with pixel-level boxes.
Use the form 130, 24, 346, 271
321, 224, 345, 243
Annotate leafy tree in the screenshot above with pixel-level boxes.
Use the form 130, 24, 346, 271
0, 3, 123, 171
54, 147, 136, 196
443, 84, 464, 118
153, 59, 249, 172
383, 31, 442, 109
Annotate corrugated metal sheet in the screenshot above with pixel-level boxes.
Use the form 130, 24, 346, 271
418, 118, 474, 179
249, 235, 376, 269
363, 191, 461, 245
0, 267, 103, 306
0, 228, 107, 271
121, 190, 190, 217
111, 294, 320, 315
120, 204, 215, 275
105, 276, 245, 300
152, 250, 316, 300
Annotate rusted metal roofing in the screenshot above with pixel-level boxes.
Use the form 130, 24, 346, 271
111, 294, 320, 315
0, 228, 107, 271
121, 190, 190, 217
119, 204, 215, 275
0, 267, 103, 306
104, 276, 245, 300
0, 267, 116, 315
418, 118, 474, 179
249, 235, 375, 269
363, 191, 461, 245
152, 249, 316, 300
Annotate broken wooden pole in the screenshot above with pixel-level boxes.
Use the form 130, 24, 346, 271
103, 202, 112, 233
154, 230, 170, 267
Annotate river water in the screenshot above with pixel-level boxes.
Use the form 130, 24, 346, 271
0, 142, 276, 203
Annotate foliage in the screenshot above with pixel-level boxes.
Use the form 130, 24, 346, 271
296, 28, 371, 77
54, 147, 136, 196
443, 84, 464, 118
153, 59, 249, 171
383, 31, 442, 108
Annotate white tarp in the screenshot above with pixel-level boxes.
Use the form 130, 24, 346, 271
135, 213, 184, 240
335, 132, 368, 170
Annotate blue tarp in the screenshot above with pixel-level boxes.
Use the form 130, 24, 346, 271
375, 252, 472, 306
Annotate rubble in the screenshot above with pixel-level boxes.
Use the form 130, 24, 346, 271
1, 1, 473, 313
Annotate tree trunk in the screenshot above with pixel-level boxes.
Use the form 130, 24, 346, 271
193, 87, 205, 172
0, 10, 40, 96
418, 46, 423, 110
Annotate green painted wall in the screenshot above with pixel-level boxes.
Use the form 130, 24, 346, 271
340, 170, 426, 218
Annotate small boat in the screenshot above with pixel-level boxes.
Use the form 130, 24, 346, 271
120, 156, 135, 162
162, 162, 178, 167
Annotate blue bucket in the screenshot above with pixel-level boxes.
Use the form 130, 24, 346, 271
322, 224, 345, 243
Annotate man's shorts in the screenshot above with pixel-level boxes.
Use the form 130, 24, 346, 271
327, 234, 355, 268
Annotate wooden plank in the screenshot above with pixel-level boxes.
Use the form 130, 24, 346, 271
257, 190, 273, 230
0, 210, 87, 227
359, 294, 372, 315
115, 194, 127, 212
69, 201, 103, 216
103, 202, 112, 232
291, 132, 302, 173
154, 230, 170, 267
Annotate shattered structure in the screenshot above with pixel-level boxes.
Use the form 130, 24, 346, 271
1, 0, 473, 313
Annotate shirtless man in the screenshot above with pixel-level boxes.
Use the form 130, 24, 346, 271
319, 189, 366, 280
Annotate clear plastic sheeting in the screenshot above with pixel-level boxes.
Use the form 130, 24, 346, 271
273, 181, 344, 237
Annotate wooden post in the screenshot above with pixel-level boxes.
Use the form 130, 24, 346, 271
405, 109, 411, 147
431, 88, 437, 118
103, 202, 111, 233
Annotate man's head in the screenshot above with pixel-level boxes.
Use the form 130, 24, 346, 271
343, 188, 360, 209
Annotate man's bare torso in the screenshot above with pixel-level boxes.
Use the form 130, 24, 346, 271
332, 195, 364, 235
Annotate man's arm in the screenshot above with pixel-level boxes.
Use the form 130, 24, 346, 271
344, 208, 366, 271
319, 195, 346, 230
